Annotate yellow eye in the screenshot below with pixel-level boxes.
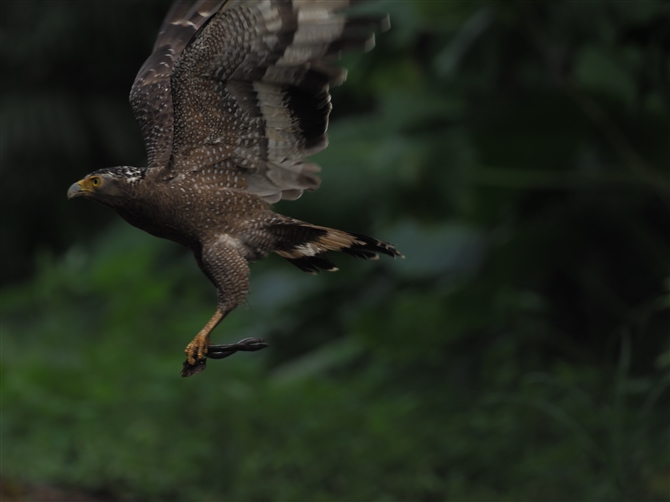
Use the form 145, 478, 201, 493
90, 177, 101, 187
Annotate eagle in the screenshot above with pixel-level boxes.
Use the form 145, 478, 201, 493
67, 0, 401, 377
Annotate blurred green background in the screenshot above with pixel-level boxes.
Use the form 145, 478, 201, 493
1, 1, 669, 500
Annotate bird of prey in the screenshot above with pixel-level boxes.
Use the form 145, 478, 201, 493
67, 0, 401, 377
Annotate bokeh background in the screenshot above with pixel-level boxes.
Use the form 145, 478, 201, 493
1, 1, 669, 500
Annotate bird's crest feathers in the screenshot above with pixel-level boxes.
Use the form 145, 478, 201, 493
91, 166, 148, 185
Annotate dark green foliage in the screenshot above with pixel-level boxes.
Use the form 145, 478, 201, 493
1, 1, 668, 500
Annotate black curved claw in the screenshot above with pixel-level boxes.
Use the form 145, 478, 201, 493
180, 337, 269, 377
181, 358, 207, 378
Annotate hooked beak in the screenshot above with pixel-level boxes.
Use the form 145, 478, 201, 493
67, 181, 85, 199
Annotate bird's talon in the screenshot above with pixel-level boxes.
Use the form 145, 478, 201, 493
185, 337, 209, 366
181, 358, 206, 377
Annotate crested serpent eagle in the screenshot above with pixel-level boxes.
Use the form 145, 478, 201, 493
67, 0, 402, 377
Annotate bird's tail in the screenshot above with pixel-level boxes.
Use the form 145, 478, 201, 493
269, 222, 403, 274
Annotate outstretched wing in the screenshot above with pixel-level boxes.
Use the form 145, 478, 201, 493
129, 0, 227, 169
164, 0, 389, 203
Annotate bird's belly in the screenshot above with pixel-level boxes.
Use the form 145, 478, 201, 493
117, 207, 198, 248
118, 188, 270, 254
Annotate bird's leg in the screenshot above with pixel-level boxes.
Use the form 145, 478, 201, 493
182, 243, 264, 377
184, 309, 224, 366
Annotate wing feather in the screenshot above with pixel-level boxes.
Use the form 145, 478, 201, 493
163, 0, 388, 203
129, 0, 228, 169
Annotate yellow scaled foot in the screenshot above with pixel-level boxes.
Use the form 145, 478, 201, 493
182, 309, 224, 374
184, 333, 209, 365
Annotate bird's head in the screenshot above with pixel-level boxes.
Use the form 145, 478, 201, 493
67, 166, 146, 207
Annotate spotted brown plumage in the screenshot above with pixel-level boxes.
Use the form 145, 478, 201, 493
67, 0, 401, 377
